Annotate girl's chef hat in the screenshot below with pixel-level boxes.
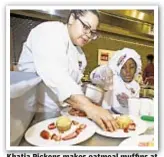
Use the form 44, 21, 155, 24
108, 48, 142, 77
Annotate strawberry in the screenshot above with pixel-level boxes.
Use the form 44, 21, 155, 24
48, 122, 56, 130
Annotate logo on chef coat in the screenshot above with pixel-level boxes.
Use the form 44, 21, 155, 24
130, 88, 135, 94
78, 61, 82, 70
117, 54, 127, 66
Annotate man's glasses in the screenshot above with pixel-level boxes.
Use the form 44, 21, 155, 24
77, 17, 98, 40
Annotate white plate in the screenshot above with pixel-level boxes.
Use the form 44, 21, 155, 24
96, 115, 148, 138
119, 135, 154, 147
25, 116, 96, 146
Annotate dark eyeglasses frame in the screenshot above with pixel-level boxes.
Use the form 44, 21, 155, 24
76, 17, 98, 40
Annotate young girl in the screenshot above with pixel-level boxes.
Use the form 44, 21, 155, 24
90, 48, 142, 114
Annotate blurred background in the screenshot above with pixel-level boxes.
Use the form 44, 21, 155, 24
10, 9, 154, 98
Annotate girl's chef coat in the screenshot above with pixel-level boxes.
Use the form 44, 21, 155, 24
110, 74, 140, 114
18, 22, 87, 110
90, 48, 141, 114
90, 65, 140, 114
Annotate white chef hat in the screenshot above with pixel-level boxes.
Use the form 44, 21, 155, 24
108, 48, 142, 77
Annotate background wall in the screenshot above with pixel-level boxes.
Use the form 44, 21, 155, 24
10, 14, 154, 74
82, 32, 154, 74
10, 15, 44, 66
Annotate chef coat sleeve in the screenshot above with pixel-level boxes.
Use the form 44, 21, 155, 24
26, 22, 83, 103
90, 65, 108, 84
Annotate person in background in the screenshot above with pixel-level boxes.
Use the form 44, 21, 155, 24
17, 10, 118, 131
143, 54, 154, 86
90, 48, 142, 114
135, 71, 143, 85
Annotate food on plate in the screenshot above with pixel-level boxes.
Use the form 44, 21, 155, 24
62, 132, 78, 140
40, 117, 87, 141
62, 124, 87, 140
40, 130, 50, 139
75, 124, 87, 134
115, 115, 136, 133
79, 124, 87, 129
72, 120, 79, 125
115, 115, 133, 129
128, 122, 136, 131
138, 138, 154, 147
51, 133, 61, 141
56, 116, 72, 132
68, 108, 87, 117
75, 128, 82, 134
48, 122, 56, 130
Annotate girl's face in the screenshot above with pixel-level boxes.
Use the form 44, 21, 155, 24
68, 11, 99, 47
120, 58, 137, 83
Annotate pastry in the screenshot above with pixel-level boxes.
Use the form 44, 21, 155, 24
56, 116, 72, 132
115, 115, 133, 129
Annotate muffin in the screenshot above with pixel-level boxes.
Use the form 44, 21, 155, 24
115, 115, 133, 129
56, 116, 72, 132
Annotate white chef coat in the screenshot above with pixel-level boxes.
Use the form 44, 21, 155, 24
111, 75, 140, 114
90, 65, 140, 114
17, 21, 87, 110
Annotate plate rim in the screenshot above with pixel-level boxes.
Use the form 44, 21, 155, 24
96, 115, 148, 138
24, 116, 96, 146
119, 134, 154, 146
